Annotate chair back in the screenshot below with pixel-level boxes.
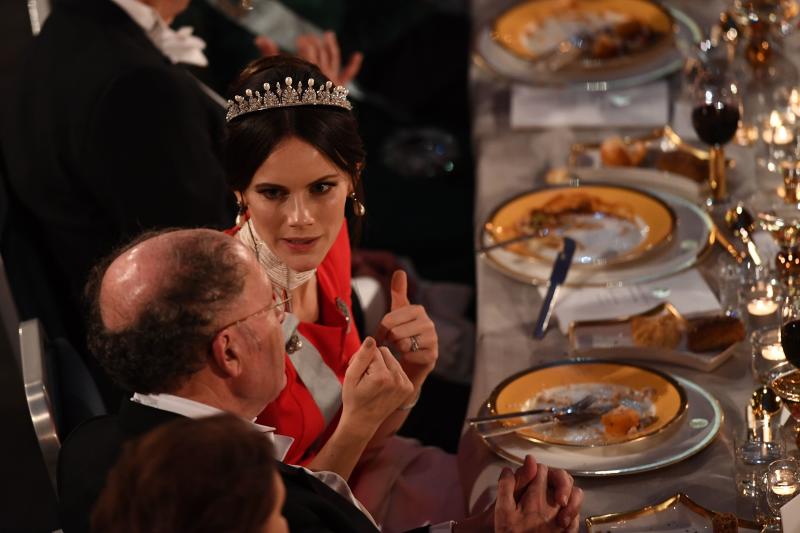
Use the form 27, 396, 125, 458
19, 317, 60, 489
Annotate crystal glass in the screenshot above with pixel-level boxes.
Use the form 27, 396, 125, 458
737, 436, 786, 497
782, 296, 800, 368
753, 327, 789, 384
767, 458, 800, 529
744, 275, 784, 330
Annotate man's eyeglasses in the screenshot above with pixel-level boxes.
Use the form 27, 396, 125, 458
213, 295, 291, 339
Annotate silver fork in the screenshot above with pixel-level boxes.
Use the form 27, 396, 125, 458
468, 394, 596, 425
476, 404, 613, 439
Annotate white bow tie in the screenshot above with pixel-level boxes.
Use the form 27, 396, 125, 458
152, 25, 208, 67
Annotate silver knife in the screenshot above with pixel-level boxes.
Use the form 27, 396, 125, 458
533, 237, 576, 339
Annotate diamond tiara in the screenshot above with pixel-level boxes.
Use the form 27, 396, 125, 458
225, 76, 352, 122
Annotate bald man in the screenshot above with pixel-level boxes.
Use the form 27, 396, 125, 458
57, 229, 582, 533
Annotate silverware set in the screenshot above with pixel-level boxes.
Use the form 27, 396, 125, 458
468, 394, 608, 437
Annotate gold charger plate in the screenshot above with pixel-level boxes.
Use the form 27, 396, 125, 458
489, 360, 687, 446
485, 184, 675, 268
492, 0, 674, 74
586, 492, 760, 532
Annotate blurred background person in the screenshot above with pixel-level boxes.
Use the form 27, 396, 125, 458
3, 0, 236, 408
91, 414, 288, 533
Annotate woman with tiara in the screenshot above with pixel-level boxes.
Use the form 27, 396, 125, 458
223, 55, 464, 531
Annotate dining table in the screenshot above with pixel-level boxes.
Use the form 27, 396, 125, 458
458, 0, 799, 527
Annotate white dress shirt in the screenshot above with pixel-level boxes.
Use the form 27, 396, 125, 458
110, 0, 208, 66
130, 393, 378, 528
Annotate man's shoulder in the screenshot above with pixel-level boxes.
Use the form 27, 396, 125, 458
57, 402, 183, 533
277, 464, 380, 533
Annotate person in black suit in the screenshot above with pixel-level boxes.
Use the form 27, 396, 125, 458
3, 0, 235, 407
58, 228, 583, 533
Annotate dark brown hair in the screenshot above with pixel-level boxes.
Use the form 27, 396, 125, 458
224, 55, 366, 195
91, 414, 278, 533
85, 229, 249, 393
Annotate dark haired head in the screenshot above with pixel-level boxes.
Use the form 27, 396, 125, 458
224, 55, 365, 195
85, 229, 249, 393
91, 414, 281, 533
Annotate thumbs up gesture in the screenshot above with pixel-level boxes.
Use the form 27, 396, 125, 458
376, 270, 438, 388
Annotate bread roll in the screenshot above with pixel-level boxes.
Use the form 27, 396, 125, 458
631, 314, 683, 350
687, 316, 745, 352
600, 137, 633, 167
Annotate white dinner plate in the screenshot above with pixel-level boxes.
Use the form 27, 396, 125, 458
473, 5, 701, 90
481, 186, 713, 287
480, 375, 721, 476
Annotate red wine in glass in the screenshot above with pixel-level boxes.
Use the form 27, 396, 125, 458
691, 103, 740, 146
781, 319, 800, 368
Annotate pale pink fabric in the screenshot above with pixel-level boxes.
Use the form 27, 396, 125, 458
351, 436, 466, 533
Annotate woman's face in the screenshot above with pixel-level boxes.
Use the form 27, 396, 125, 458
262, 471, 288, 533
242, 136, 351, 273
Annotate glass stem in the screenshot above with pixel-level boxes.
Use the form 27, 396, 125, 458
709, 145, 727, 201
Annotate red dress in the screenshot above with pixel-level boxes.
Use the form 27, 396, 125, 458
253, 223, 362, 465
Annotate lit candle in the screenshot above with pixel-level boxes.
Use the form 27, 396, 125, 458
748, 298, 779, 316
762, 343, 786, 361
763, 111, 795, 145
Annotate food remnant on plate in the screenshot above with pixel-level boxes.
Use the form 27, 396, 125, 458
525, 383, 658, 445
687, 316, 745, 352
630, 313, 684, 350
521, 2, 663, 63
518, 192, 636, 243
600, 405, 640, 437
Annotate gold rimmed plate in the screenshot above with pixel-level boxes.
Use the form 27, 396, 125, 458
585, 493, 760, 532
487, 360, 687, 447
492, 0, 675, 73
477, 373, 721, 476
485, 184, 675, 268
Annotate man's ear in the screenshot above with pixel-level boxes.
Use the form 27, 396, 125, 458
209, 330, 244, 378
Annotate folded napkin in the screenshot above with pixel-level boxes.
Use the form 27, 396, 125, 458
540, 269, 721, 335
510, 80, 669, 129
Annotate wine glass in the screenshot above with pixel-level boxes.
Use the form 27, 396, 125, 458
690, 66, 742, 206
782, 297, 800, 367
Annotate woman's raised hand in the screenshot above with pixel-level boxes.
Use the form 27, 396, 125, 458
341, 337, 414, 433
376, 270, 438, 387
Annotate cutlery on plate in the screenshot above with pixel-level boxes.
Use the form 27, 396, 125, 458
476, 407, 613, 438
476, 226, 548, 254
533, 237, 576, 339
468, 394, 595, 425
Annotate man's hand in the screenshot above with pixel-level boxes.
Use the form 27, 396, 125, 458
454, 456, 582, 533
340, 337, 414, 434
375, 271, 438, 389
295, 31, 363, 86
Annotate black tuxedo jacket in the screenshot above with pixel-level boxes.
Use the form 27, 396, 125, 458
58, 400, 429, 533
4, 0, 234, 362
